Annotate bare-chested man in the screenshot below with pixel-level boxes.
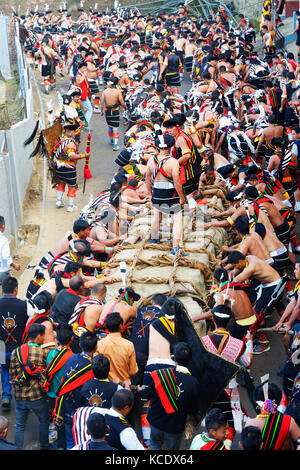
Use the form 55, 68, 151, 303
173, 33, 186, 78
194, 266, 256, 341
255, 115, 284, 163
85, 50, 101, 113
217, 65, 236, 92
100, 76, 126, 150
139, 301, 177, 445
236, 78, 257, 96
49, 218, 121, 261
204, 190, 275, 236
99, 287, 140, 332
227, 251, 285, 319
113, 62, 130, 92
254, 222, 291, 277
227, 250, 285, 353
163, 114, 200, 197
121, 180, 151, 206
147, 318, 175, 363
37, 37, 62, 93
245, 381, 300, 450
34, 262, 81, 300
70, 283, 107, 352
145, 133, 186, 255
221, 214, 273, 265
243, 185, 291, 246
184, 36, 196, 79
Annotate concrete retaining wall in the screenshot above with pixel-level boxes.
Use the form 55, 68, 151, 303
231, 0, 298, 23
0, 15, 12, 80
4, 87, 34, 225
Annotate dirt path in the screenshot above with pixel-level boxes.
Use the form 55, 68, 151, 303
14, 66, 117, 298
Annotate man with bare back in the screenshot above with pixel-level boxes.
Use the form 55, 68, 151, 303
100, 76, 127, 151
194, 266, 256, 341
85, 50, 101, 113
227, 252, 286, 352
244, 381, 300, 450
145, 133, 186, 256
99, 287, 140, 332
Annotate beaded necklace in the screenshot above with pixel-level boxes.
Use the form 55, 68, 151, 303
212, 329, 230, 335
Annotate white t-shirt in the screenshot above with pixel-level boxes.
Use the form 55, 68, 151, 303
292, 142, 299, 157
0, 232, 12, 273
72, 406, 144, 451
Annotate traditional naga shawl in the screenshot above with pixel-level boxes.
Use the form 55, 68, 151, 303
261, 411, 291, 450
14, 343, 46, 387
172, 130, 199, 185
150, 367, 179, 414
53, 358, 94, 425
68, 296, 104, 335
200, 438, 227, 450
43, 346, 73, 393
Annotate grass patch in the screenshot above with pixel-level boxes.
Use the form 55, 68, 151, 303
0, 66, 24, 129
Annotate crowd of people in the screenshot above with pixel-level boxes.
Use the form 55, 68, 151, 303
0, 0, 300, 452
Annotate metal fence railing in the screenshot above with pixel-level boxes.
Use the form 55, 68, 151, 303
121, 0, 238, 26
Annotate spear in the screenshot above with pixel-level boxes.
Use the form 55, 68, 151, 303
83, 131, 92, 194
257, 327, 293, 335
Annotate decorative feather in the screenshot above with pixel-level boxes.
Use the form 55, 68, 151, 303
24, 119, 40, 146
41, 138, 49, 160
69, 239, 76, 253
275, 148, 291, 181
80, 194, 94, 217
261, 374, 269, 401
28, 132, 43, 159
158, 133, 165, 147
280, 149, 292, 172
120, 261, 127, 287
47, 100, 54, 125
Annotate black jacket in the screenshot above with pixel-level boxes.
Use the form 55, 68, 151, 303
49, 289, 81, 325
0, 295, 29, 352
141, 364, 200, 434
